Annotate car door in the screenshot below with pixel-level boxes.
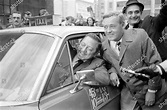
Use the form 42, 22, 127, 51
39, 33, 120, 110
39, 37, 92, 110
66, 33, 120, 110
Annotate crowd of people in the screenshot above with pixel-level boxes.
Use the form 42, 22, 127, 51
1, 0, 167, 110
59, 15, 100, 26
0, 8, 102, 30
0, 8, 51, 29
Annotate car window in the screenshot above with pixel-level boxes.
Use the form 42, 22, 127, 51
46, 32, 104, 92
0, 33, 23, 61
47, 42, 72, 92
0, 33, 54, 101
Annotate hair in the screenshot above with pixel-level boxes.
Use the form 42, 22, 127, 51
12, 11, 22, 16
87, 17, 95, 26
39, 8, 49, 16
84, 33, 102, 53
66, 16, 74, 21
102, 11, 125, 25
24, 11, 32, 16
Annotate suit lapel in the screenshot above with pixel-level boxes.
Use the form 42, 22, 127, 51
73, 59, 92, 73
102, 40, 120, 71
103, 40, 119, 61
119, 30, 133, 64
119, 41, 129, 63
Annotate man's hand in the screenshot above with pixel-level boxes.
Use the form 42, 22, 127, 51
145, 91, 155, 106
135, 64, 160, 79
110, 72, 120, 87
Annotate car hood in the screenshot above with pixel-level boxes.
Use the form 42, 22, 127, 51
0, 101, 38, 110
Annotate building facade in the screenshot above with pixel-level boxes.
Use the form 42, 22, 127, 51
0, 0, 94, 26
0, 0, 52, 26
94, 0, 161, 21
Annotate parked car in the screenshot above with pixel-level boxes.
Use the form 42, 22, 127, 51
0, 26, 120, 110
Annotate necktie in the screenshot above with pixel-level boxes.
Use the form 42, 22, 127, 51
73, 60, 83, 70
116, 41, 121, 51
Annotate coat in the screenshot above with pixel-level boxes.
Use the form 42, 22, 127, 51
70, 44, 110, 85
101, 28, 167, 110
125, 2, 167, 61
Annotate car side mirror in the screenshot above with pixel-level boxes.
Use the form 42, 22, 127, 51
76, 70, 100, 86
70, 70, 100, 93
70, 74, 86, 94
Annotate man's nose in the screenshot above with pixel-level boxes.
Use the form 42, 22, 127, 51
131, 12, 136, 17
14, 18, 18, 21
81, 46, 87, 52
106, 27, 112, 33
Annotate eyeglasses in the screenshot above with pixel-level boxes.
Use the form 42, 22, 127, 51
127, 10, 140, 15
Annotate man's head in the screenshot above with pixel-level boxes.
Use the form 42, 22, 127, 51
23, 11, 32, 19
102, 12, 125, 41
11, 11, 22, 27
122, 0, 144, 26
77, 33, 101, 60
39, 8, 49, 16
66, 16, 74, 26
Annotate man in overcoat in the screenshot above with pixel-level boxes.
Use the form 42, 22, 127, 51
101, 12, 167, 110
123, 0, 167, 61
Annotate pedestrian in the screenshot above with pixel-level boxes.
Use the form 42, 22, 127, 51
86, 17, 95, 26
0, 19, 5, 29
75, 14, 87, 26
7, 11, 24, 28
123, 0, 167, 61
39, 8, 49, 16
61, 16, 75, 26
22, 11, 32, 26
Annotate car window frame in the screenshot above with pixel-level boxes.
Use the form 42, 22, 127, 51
42, 32, 104, 96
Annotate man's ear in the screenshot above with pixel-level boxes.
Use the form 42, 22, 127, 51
121, 22, 125, 27
93, 49, 100, 57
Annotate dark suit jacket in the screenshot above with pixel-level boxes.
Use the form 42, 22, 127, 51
101, 28, 167, 109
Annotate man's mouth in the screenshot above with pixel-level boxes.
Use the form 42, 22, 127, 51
106, 33, 115, 36
131, 17, 139, 21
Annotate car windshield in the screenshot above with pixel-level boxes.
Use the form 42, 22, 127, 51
0, 32, 54, 101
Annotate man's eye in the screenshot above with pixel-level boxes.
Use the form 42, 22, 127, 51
87, 48, 94, 52
80, 43, 86, 47
104, 25, 108, 29
128, 11, 133, 15
134, 10, 140, 14
127, 10, 140, 15
13, 17, 20, 19
109, 24, 116, 28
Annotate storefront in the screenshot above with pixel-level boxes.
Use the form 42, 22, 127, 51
0, 0, 53, 26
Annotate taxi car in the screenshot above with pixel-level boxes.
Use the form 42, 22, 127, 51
0, 26, 120, 110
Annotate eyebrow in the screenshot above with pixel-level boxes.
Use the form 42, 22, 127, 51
81, 42, 94, 50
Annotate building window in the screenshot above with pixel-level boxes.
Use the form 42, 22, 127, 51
0, 0, 17, 26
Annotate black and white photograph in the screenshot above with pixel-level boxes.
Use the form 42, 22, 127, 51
0, 0, 167, 110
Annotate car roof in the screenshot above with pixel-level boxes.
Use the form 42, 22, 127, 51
0, 25, 104, 38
